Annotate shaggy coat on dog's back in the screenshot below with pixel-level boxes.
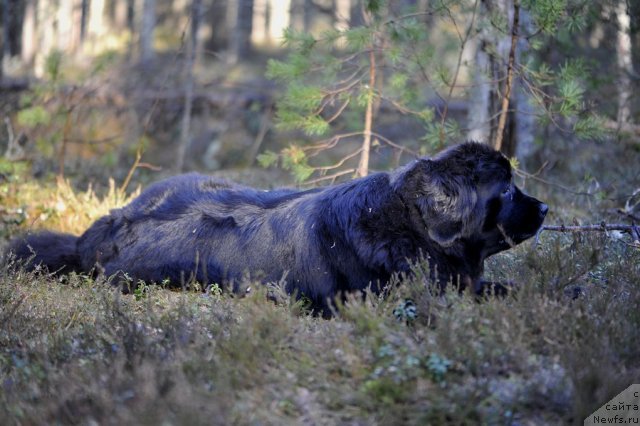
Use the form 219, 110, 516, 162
7, 142, 548, 315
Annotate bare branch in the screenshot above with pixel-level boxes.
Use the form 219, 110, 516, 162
440, 0, 479, 136
120, 148, 143, 193
66, 135, 121, 146
369, 131, 418, 157
514, 168, 596, 197
137, 162, 163, 171
541, 223, 640, 243
324, 68, 364, 95
304, 129, 417, 163
316, 148, 363, 172
382, 11, 436, 26
325, 97, 351, 124
305, 168, 357, 186
303, 132, 363, 157
542, 224, 638, 233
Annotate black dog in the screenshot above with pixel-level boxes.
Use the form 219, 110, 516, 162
8, 142, 547, 316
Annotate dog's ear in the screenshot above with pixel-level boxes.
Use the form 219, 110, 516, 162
395, 159, 478, 247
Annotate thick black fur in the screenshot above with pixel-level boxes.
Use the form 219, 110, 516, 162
6, 142, 547, 316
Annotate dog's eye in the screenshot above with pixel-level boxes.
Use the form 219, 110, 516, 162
501, 185, 514, 200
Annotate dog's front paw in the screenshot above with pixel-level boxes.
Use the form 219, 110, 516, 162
475, 280, 518, 297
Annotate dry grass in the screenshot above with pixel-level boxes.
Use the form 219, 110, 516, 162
0, 174, 138, 237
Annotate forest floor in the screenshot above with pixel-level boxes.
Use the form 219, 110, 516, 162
0, 145, 639, 425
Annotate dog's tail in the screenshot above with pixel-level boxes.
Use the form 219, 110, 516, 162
5, 231, 82, 274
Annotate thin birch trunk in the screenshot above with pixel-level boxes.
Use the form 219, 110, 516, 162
513, 8, 535, 160
21, 0, 37, 68
357, 48, 375, 177
138, 0, 156, 65
466, 37, 491, 143
175, 0, 200, 172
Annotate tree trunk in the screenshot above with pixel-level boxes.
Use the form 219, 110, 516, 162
206, 0, 228, 52
57, 0, 73, 51
87, 0, 108, 48
334, 0, 351, 32
137, 0, 156, 65
250, 0, 266, 47
466, 0, 497, 145
615, 0, 632, 126
21, 0, 37, 69
34, 0, 57, 77
493, 0, 519, 153
228, 0, 253, 64
175, 0, 200, 172
467, 0, 522, 155
268, 0, 289, 43
113, 0, 129, 30
193, 0, 206, 66
290, 0, 312, 32
1, 0, 8, 81
466, 37, 492, 144
349, 0, 364, 27
357, 48, 375, 177
513, 9, 535, 160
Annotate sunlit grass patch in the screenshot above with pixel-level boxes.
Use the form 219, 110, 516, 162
1, 176, 138, 238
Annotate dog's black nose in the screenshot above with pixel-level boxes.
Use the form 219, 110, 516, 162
540, 203, 549, 216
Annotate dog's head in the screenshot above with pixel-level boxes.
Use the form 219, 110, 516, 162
397, 142, 547, 257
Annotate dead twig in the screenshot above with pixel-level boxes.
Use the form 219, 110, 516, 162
120, 148, 143, 193
540, 223, 640, 244
305, 168, 357, 186
315, 148, 363, 172
514, 168, 595, 197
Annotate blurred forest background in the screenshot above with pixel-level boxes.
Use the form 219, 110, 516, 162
2, 2, 640, 424
0, 0, 638, 190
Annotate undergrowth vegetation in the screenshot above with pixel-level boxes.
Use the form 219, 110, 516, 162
1, 177, 639, 425
0, 173, 138, 237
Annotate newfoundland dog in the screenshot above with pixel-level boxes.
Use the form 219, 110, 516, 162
8, 142, 547, 316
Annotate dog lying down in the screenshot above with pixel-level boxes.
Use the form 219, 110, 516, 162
8, 142, 547, 316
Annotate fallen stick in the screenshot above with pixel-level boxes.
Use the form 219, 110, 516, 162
540, 223, 640, 243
